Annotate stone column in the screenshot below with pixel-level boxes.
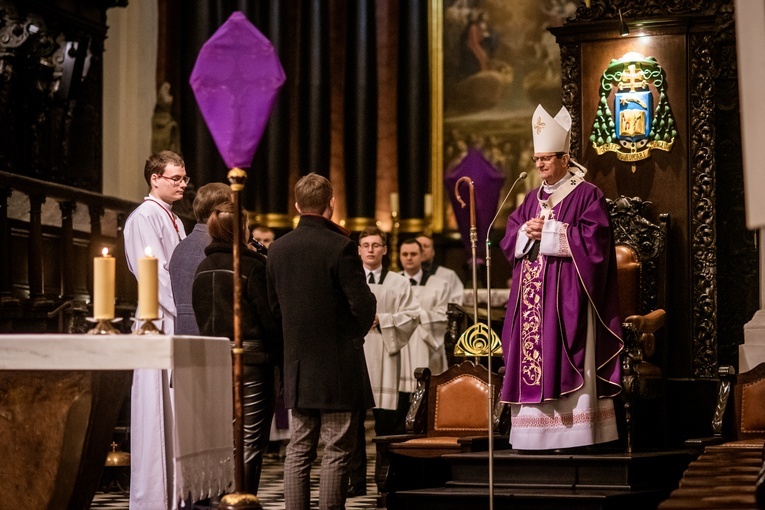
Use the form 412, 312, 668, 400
343, 0, 377, 231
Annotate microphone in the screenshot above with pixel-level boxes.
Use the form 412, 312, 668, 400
486, 171, 528, 242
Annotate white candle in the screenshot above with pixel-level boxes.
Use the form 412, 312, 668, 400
390, 192, 399, 213
424, 193, 433, 217
138, 247, 159, 320
93, 247, 115, 320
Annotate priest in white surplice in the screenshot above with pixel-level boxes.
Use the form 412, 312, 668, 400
358, 226, 420, 433
417, 234, 465, 305
124, 150, 188, 510
399, 238, 451, 394
348, 226, 420, 495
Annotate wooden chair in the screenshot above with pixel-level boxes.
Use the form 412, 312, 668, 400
688, 362, 765, 448
662, 363, 765, 508
372, 360, 508, 508
607, 195, 670, 452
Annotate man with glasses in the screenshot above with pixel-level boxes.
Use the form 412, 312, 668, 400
347, 226, 420, 496
123, 150, 189, 509
499, 105, 623, 451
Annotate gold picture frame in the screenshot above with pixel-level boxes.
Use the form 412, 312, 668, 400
428, 0, 445, 233
428, 1, 579, 234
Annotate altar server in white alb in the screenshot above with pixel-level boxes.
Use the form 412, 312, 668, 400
123, 150, 188, 510
416, 234, 465, 305
399, 238, 451, 392
359, 226, 420, 433
348, 226, 421, 495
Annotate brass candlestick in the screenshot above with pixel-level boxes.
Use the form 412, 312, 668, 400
389, 209, 401, 272
424, 193, 434, 237
133, 318, 163, 335
87, 317, 122, 335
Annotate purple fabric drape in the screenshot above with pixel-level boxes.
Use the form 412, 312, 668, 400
444, 148, 506, 262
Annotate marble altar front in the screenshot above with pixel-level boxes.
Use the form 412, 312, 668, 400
0, 334, 234, 510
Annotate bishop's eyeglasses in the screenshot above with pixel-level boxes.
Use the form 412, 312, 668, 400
531, 153, 564, 164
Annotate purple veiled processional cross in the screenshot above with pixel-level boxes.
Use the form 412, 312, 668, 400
190, 11, 285, 505
190, 11, 286, 170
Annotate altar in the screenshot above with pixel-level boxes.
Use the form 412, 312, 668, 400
0, 334, 234, 510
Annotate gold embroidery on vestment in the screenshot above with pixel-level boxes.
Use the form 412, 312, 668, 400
520, 257, 543, 386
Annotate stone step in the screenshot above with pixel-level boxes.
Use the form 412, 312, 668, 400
442, 448, 693, 490
392, 485, 673, 510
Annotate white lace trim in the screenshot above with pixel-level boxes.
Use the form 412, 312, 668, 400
175, 447, 235, 505
557, 224, 570, 256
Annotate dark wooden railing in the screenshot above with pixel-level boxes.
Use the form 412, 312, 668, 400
0, 171, 192, 333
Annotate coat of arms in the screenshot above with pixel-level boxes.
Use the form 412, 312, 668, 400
590, 52, 676, 172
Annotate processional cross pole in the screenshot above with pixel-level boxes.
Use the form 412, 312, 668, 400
190, 11, 285, 509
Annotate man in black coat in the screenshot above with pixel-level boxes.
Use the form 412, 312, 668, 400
266, 173, 377, 510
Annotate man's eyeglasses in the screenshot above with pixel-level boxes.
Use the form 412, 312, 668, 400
158, 174, 190, 186
360, 243, 384, 250
531, 153, 564, 164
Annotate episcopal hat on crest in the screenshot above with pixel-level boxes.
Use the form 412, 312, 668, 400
531, 105, 572, 154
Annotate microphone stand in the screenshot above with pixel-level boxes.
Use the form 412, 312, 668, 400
483, 171, 527, 510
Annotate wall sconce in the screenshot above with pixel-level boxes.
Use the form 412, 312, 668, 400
618, 9, 629, 37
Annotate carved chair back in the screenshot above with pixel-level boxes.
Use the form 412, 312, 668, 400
426, 360, 502, 438
405, 360, 505, 437
607, 196, 670, 451
713, 363, 765, 442
607, 196, 669, 318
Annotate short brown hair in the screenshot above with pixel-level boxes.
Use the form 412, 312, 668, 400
193, 183, 230, 223
294, 173, 332, 214
144, 150, 185, 187
207, 201, 245, 245
359, 226, 387, 246
400, 237, 422, 252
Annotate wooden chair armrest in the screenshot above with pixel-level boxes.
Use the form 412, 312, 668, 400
457, 434, 512, 451
684, 435, 729, 451
624, 308, 666, 334
372, 433, 426, 445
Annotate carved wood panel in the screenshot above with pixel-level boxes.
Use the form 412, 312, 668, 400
552, 0, 755, 379
0, 0, 120, 192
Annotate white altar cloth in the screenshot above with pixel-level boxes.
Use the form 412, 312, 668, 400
0, 334, 235, 509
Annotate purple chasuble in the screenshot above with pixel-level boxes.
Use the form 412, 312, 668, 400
499, 179, 623, 404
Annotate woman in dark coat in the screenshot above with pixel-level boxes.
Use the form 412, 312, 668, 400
192, 201, 281, 494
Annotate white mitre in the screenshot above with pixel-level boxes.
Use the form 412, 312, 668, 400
531, 105, 571, 153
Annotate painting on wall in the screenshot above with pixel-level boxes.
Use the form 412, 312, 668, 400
430, 0, 581, 232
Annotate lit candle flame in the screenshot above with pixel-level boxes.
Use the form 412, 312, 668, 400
144, 246, 153, 257
102, 247, 109, 257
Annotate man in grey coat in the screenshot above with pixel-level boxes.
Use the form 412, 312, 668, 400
168, 182, 230, 335
267, 173, 377, 510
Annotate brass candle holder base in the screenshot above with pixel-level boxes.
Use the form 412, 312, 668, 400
132, 318, 164, 335
86, 317, 122, 335
218, 492, 261, 509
